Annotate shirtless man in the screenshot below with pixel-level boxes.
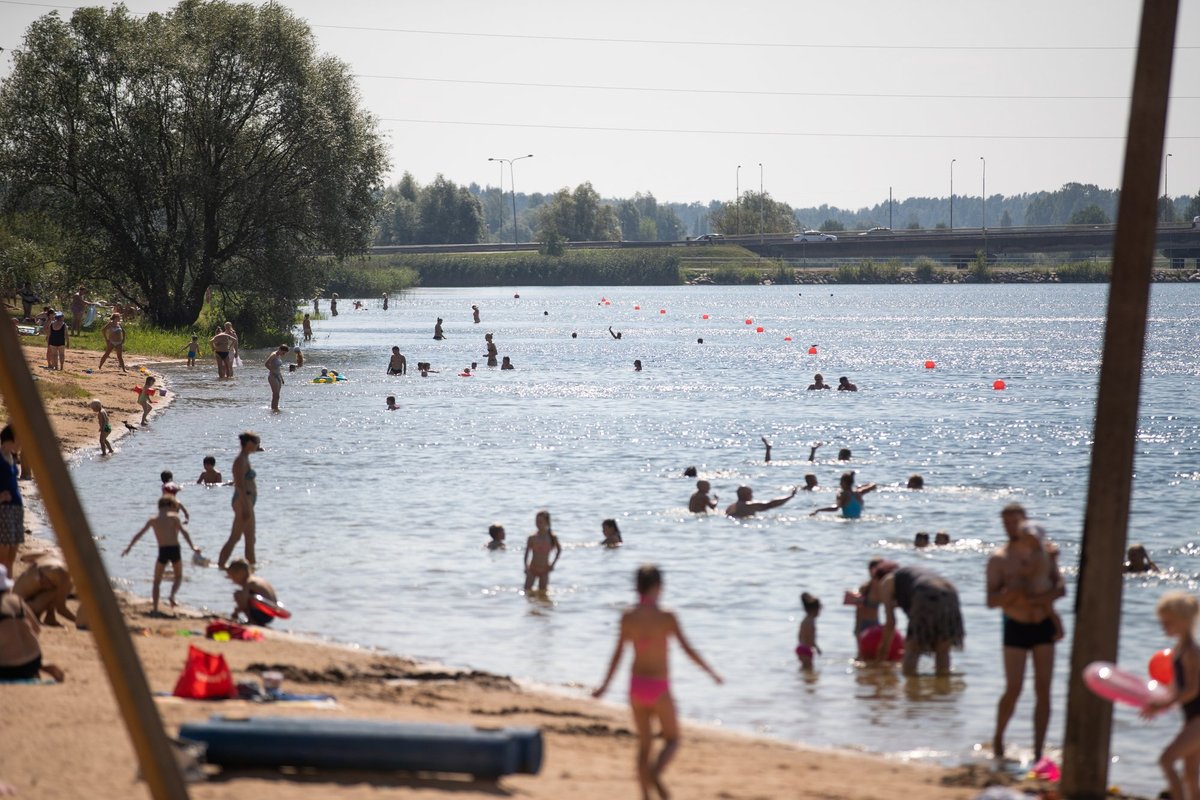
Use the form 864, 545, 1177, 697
688, 481, 718, 513
210, 327, 235, 379
725, 485, 798, 518
226, 558, 278, 626
807, 373, 831, 390
387, 346, 407, 375
13, 552, 75, 626
986, 502, 1066, 762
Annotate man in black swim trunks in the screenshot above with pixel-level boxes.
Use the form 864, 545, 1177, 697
986, 503, 1065, 762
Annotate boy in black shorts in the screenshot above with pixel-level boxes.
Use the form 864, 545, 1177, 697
121, 496, 198, 614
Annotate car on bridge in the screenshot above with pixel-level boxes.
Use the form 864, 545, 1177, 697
690, 233, 726, 243
793, 230, 837, 242
858, 227, 892, 236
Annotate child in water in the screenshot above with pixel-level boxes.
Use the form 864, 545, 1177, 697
138, 375, 155, 425
89, 400, 113, 456
796, 593, 822, 669
593, 565, 723, 800
1126, 543, 1160, 573
121, 496, 199, 614
602, 519, 623, 548
846, 559, 884, 656
1142, 592, 1200, 800
487, 524, 506, 550
181, 335, 199, 367
196, 456, 222, 485
523, 510, 562, 594
386, 396, 398, 411
1019, 522, 1065, 641
302, 313, 313, 342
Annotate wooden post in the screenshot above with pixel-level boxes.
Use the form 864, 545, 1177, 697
1061, 0, 1179, 796
0, 314, 189, 799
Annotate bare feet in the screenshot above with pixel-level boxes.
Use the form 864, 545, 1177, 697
42, 663, 65, 682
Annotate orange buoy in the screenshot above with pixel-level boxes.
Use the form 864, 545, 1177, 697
925, 360, 936, 369
784, 336, 792, 342
633, 305, 640, 310
993, 379, 1006, 390
701, 314, 710, 320
807, 346, 818, 355
755, 326, 764, 333
745, 318, 753, 325
659, 309, 666, 314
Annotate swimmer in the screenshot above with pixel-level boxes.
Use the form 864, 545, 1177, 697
196, 455, 222, 485
121, 495, 199, 614
433, 317, 445, 340
907, 474, 925, 490
501, 356, 514, 370
571, 332, 578, 339
484, 333, 498, 367
1126, 543, 1160, 573
602, 519, 623, 548
934, 531, 951, 546
294, 348, 303, 368
808, 442, 823, 461
725, 485, 798, 518
89, 400, 113, 456
697, 338, 704, 344
487, 524, 506, 550
472, 304, 481, 324
811, 471, 876, 519
761, 436, 772, 463
797, 593, 822, 670
807, 373, 830, 391
593, 565, 722, 800
634, 359, 642, 372
524, 510, 562, 594
682, 466, 698, 478
837, 376, 858, 392
460, 367, 473, 377
387, 346, 407, 375
386, 396, 398, 411
382, 293, 389, 311
138, 375, 156, 425
302, 313, 313, 342
609, 326, 623, 340
914, 532, 931, 548
802, 473, 819, 491
688, 481, 717, 513
838, 448, 852, 461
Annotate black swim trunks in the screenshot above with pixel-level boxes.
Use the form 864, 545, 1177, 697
216, 351, 229, 360
246, 606, 273, 626
1003, 615, 1056, 649
0, 655, 42, 681
157, 545, 182, 565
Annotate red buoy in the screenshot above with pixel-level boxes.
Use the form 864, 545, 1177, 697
924, 360, 936, 369
993, 379, 1006, 390
808, 346, 818, 355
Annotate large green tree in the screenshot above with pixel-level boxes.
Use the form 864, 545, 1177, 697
0, 0, 386, 329
709, 191, 795, 235
536, 183, 620, 242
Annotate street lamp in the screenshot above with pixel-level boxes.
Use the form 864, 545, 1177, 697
758, 163, 764, 240
950, 158, 956, 230
980, 156, 987, 258
1165, 152, 1173, 201
488, 154, 533, 244
736, 165, 742, 235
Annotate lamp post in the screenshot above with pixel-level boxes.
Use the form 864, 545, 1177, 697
950, 158, 956, 230
1165, 151, 1173, 204
980, 156, 987, 258
888, 186, 893, 230
758, 163, 764, 240
736, 165, 742, 236
488, 154, 533, 244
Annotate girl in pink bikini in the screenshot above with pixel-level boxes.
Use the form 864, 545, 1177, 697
593, 565, 723, 800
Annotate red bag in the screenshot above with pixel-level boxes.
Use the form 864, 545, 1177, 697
172, 644, 236, 699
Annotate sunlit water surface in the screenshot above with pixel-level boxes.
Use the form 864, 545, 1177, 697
61, 284, 1200, 796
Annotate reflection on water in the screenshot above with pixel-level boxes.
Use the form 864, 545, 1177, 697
61, 284, 1200, 797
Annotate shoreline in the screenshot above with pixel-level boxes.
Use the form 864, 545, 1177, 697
4, 345, 1049, 799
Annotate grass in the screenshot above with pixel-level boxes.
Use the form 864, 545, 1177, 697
37, 379, 89, 401
68, 324, 196, 358
359, 248, 682, 286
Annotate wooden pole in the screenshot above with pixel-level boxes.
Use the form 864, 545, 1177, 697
0, 313, 189, 799
1061, 0, 1179, 796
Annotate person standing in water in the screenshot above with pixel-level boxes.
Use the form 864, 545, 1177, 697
210, 326, 234, 379
1142, 592, 1200, 800
523, 510, 562, 594
387, 346, 407, 375
472, 304, 481, 324
433, 318, 446, 340
725, 485, 797, 518
688, 480, 717, 513
265, 344, 288, 412
484, 333, 498, 367
593, 565, 723, 800
330, 293, 339, 316
811, 471, 876, 519
302, 313, 313, 342
218, 432, 262, 569
381, 293, 389, 311
222, 322, 240, 376
872, 559, 964, 676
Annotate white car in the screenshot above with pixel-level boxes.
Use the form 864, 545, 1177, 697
793, 231, 837, 242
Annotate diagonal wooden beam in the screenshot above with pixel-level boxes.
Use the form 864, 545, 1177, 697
0, 313, 188, 799
1061, 0, 1180, 796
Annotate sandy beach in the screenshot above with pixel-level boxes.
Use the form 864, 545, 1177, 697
2, 342, 993, 799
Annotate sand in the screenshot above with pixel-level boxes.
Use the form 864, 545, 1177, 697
0, 343, 989, 799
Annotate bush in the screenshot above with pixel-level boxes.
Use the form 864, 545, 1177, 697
968, 251, 992, 283
323, 261, 419, 298
834, 259, 901, 283
912, 257, 940, 283
708, 265, 763, 284
378, 249, 681, 286
1055, 261, 1111, 282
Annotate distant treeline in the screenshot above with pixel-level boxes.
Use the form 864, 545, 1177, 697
368, 250, 682, 287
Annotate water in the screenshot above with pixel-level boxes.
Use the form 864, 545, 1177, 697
62, 284, 1200, 796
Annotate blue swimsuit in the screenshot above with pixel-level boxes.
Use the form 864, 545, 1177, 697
842, 494, 864, 519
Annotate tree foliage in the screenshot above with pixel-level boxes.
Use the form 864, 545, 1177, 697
0, 0, 386, 330
616, 192, 684, 241
1068, 204, 1111, 225
374, 173, 484, 246
818, 219, 845, 232
536, 183, 620, 242
709, 191, 796, 235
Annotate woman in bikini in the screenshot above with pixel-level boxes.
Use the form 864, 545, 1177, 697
523, 510, 562, 594
265, 344, 289, 412
217, 432, 262, 569
594, 565, 723, 800
97, 312, 127, 372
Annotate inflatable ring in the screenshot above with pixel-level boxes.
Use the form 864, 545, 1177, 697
1083, 661, 1170, 708
251, 593, 292, 620
313, 378, 332, 384
858, 626, 904, 662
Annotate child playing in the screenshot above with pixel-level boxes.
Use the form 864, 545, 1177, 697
302, 313, 313, 342
1020, 521, 1065, 641
180, 335, 200, 367
602, 518, 623, 547
120, 496, 199, 614
796, 592, 822, 669
1142, 592, 1200, 800
524, 510, 562, 594
138, 375, 156, 425
160, 471, 190, 523
196, 455, 223, 485
89, 400, 114, 456
386, 396, 398, 411
687, 480, 717, 513
593, 565, 722, 800
487, 523, 506, 550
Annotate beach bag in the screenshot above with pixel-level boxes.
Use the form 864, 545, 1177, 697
172, 645, 236, 699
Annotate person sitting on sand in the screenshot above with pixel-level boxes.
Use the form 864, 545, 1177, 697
811, 471, 877, 519
0, 565, 65, 683
524, 510, 562, 595
807, 373, 830, 390
688, 480, 718, 513
13, 552, 75, 626
196, 456, 222, 485
387, 346, 407, 375
837, 376, 857, 392
602, 519, 623, 548
487, 524, 506, 551
1126, 543, 1160, 573
121, 496, 199, 615
593, 565, 722, 800
89, 401, 114, 456
725, 485, 798, 518
226, 558, 278, 627
796, 593, 822, 670
386, 396, 399, 411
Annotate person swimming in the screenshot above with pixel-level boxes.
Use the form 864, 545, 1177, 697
811, 471, 876, 519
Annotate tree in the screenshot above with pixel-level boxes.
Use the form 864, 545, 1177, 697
416, 175, 484, 245
375, 175, 420, 245
536, 183, 620, 242
818, 219, 845, 232
616, 192, 683, 241
709, 191, 795, 235
1159, 196, 1179, 223
0, 1, 386, 330
1068, 204, 1110, 225
1185, 190, 1200, 221
999, 210, 1013, 228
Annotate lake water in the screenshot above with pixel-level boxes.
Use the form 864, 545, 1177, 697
62, 284, 1200, 796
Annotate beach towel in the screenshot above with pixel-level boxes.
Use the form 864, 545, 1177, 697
173, 645, 236, 700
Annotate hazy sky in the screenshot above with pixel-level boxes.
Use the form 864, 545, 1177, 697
1, 0, 1198, 209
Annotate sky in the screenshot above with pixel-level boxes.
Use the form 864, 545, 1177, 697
1, 0, 1198, 210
